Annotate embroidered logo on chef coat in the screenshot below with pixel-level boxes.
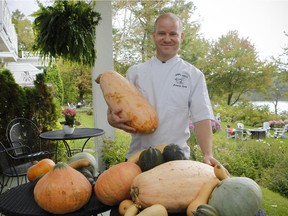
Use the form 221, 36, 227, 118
173, 73, 188, 88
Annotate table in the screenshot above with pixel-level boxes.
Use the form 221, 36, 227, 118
40, 128, 104, 157
249, 129, 266, 139
0, 181, 111, 216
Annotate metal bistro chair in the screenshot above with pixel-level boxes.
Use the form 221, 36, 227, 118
6, 118, 52, 162
0, 141, 34, 193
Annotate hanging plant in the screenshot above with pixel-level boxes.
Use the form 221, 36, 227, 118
32, 0, 101, 66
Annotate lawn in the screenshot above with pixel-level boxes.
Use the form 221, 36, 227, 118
73, 110, 288, 215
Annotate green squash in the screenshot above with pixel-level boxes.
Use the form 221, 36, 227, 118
193, 204, 219, 216
138, 147, 164, 171
208, 177, 262, 216
162, 144, 185, 162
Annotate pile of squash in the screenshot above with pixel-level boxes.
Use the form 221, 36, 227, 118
29, 149, 263, 216
28, 152, 99, 214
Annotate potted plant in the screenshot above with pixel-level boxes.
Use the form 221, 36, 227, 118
61, 108, 78, 134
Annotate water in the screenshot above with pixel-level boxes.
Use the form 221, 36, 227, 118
252, 101, 288, 113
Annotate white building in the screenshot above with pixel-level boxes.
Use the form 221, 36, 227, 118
0, 0, 44, 86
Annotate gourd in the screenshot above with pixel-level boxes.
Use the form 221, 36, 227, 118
213, 163, 230, 180
138, 147, 164, 171
186, 178, 220, 216
208, 177, 263, 216
94, 162, 142, 206
34, 162, 92, 214
119, 199, 134, 216
162, 143, 185, 161
95, 70, 158, 134
67, 152, 98, 176
127, 144, 168, 164
192, 204, 219, 216
124, 204, 140, 216
137, 204, 168, 216
27, 158, 55, 182
130, 160, 215, 213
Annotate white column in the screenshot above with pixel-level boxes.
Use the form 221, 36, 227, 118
92, 0, 115, 172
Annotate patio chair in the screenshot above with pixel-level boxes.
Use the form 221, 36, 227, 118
274, 124, 288, 138
0, 141, 34, 193
6, 118, 52, 162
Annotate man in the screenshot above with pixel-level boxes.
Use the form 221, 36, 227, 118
108, 12, 218, 166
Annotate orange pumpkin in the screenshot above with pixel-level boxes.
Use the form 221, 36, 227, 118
94, 162, 142, 206
34, 162, 92, 214
27, 158, 55, 182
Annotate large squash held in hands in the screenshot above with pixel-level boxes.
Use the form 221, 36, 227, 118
96, 70, 158, 133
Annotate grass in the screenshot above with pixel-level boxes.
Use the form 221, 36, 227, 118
72, 111, 288, 215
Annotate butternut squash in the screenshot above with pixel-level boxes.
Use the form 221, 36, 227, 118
137, 204, 168, 216
186, 178, 220, 216
119, 200, 134, 216
214, 163, 230, 180
95, 70, 158, 134
130, 160, 215, 213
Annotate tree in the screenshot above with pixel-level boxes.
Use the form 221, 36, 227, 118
12, 9, 35, 54
201, 31, 274, 105
56, 60, 92, 104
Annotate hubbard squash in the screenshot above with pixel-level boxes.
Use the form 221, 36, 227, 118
34, 162, 92, 214
208, 177, 262, 216
192, 204, 219, 216
27, 158, 55, 182
138, 147, 164, 171
95, 70, 158, 134
130, 160, 215, 213
94, 162, 142, 206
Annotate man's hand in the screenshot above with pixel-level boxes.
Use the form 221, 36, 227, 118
107, 108, 136, 133
203, 155, 219, 167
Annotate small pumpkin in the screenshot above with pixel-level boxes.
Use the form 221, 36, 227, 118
94, 162, 142, 206
138, 147, 164, 171
162, 144, 185, 161
34, 162, 92, 214
118, 199, 134, 216
27, 158, 55, 182
208, 177, 262, 216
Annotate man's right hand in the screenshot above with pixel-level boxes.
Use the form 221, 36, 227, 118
107, 108, 136, 133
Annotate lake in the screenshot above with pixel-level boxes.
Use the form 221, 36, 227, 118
252, 101, 288, 113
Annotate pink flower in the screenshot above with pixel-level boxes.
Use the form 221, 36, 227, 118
62, 108, 76, 117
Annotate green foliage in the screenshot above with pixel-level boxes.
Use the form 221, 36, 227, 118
213, 101, 279, 127
56, 60, 92, 104
0, 69, 26, 143
46, 65, 64, 105
0, 68, 60, 157
32, 0, 101, 66
101, 130, 130, 168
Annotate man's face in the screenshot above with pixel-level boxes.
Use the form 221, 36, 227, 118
152, 17, 184, 61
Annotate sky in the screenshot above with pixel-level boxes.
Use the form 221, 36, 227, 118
6, 0, 288, 61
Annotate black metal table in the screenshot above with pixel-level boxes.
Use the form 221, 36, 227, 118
0, 182, 111, 216
40, 128, 104, 157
